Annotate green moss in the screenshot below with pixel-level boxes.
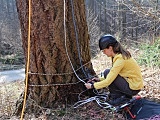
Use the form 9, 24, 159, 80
138, 39, 160, 68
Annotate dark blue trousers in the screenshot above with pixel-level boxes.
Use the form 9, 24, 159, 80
104, 69, 140, 98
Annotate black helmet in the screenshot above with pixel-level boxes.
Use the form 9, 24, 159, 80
99, 34, 117, 50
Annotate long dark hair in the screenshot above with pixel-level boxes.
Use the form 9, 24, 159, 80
107, 41, 131, 59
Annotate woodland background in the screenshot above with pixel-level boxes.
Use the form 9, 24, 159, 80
0, 0, 159, 119
0, 0, 160, 69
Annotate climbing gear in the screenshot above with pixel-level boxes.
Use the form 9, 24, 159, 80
73, 94, 141, 119
99, 34, 117, 50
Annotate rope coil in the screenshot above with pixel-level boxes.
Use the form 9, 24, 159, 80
73, 95, 114, 109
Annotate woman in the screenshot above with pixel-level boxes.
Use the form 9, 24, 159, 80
85, 34, 144, 105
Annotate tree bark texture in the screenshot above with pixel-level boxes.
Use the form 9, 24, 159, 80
16, 0, 95, 114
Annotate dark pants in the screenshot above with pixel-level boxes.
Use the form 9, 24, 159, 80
104, 69, 140, 98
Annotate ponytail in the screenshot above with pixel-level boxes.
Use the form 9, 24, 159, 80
112, 42, 131, 59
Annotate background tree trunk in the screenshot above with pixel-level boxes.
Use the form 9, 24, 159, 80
15, 0, 95, 115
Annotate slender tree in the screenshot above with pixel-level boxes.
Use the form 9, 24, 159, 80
15, 0, 95, 115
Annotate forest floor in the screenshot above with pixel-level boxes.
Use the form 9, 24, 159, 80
0, 48, 159, 120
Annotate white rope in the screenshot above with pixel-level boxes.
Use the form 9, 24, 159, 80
63, 0, 86, 83
28, 61, 90, 76
73, 95, 114, 109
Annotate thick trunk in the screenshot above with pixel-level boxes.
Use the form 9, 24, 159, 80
15, 0, 95, 115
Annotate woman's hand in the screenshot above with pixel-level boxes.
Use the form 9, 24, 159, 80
87, 77, 100, 83
85, 83, 93, 89
85, 77, 100, 89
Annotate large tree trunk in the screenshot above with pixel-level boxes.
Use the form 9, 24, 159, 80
15, 0, 95, 115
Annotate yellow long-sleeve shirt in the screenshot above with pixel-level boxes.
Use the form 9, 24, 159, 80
94, 54, 144, 90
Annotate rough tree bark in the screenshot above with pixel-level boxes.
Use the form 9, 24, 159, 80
15, 0, 95, 115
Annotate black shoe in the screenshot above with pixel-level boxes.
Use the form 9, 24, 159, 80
108, 96, 129, 106
109, 93, 123, 99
